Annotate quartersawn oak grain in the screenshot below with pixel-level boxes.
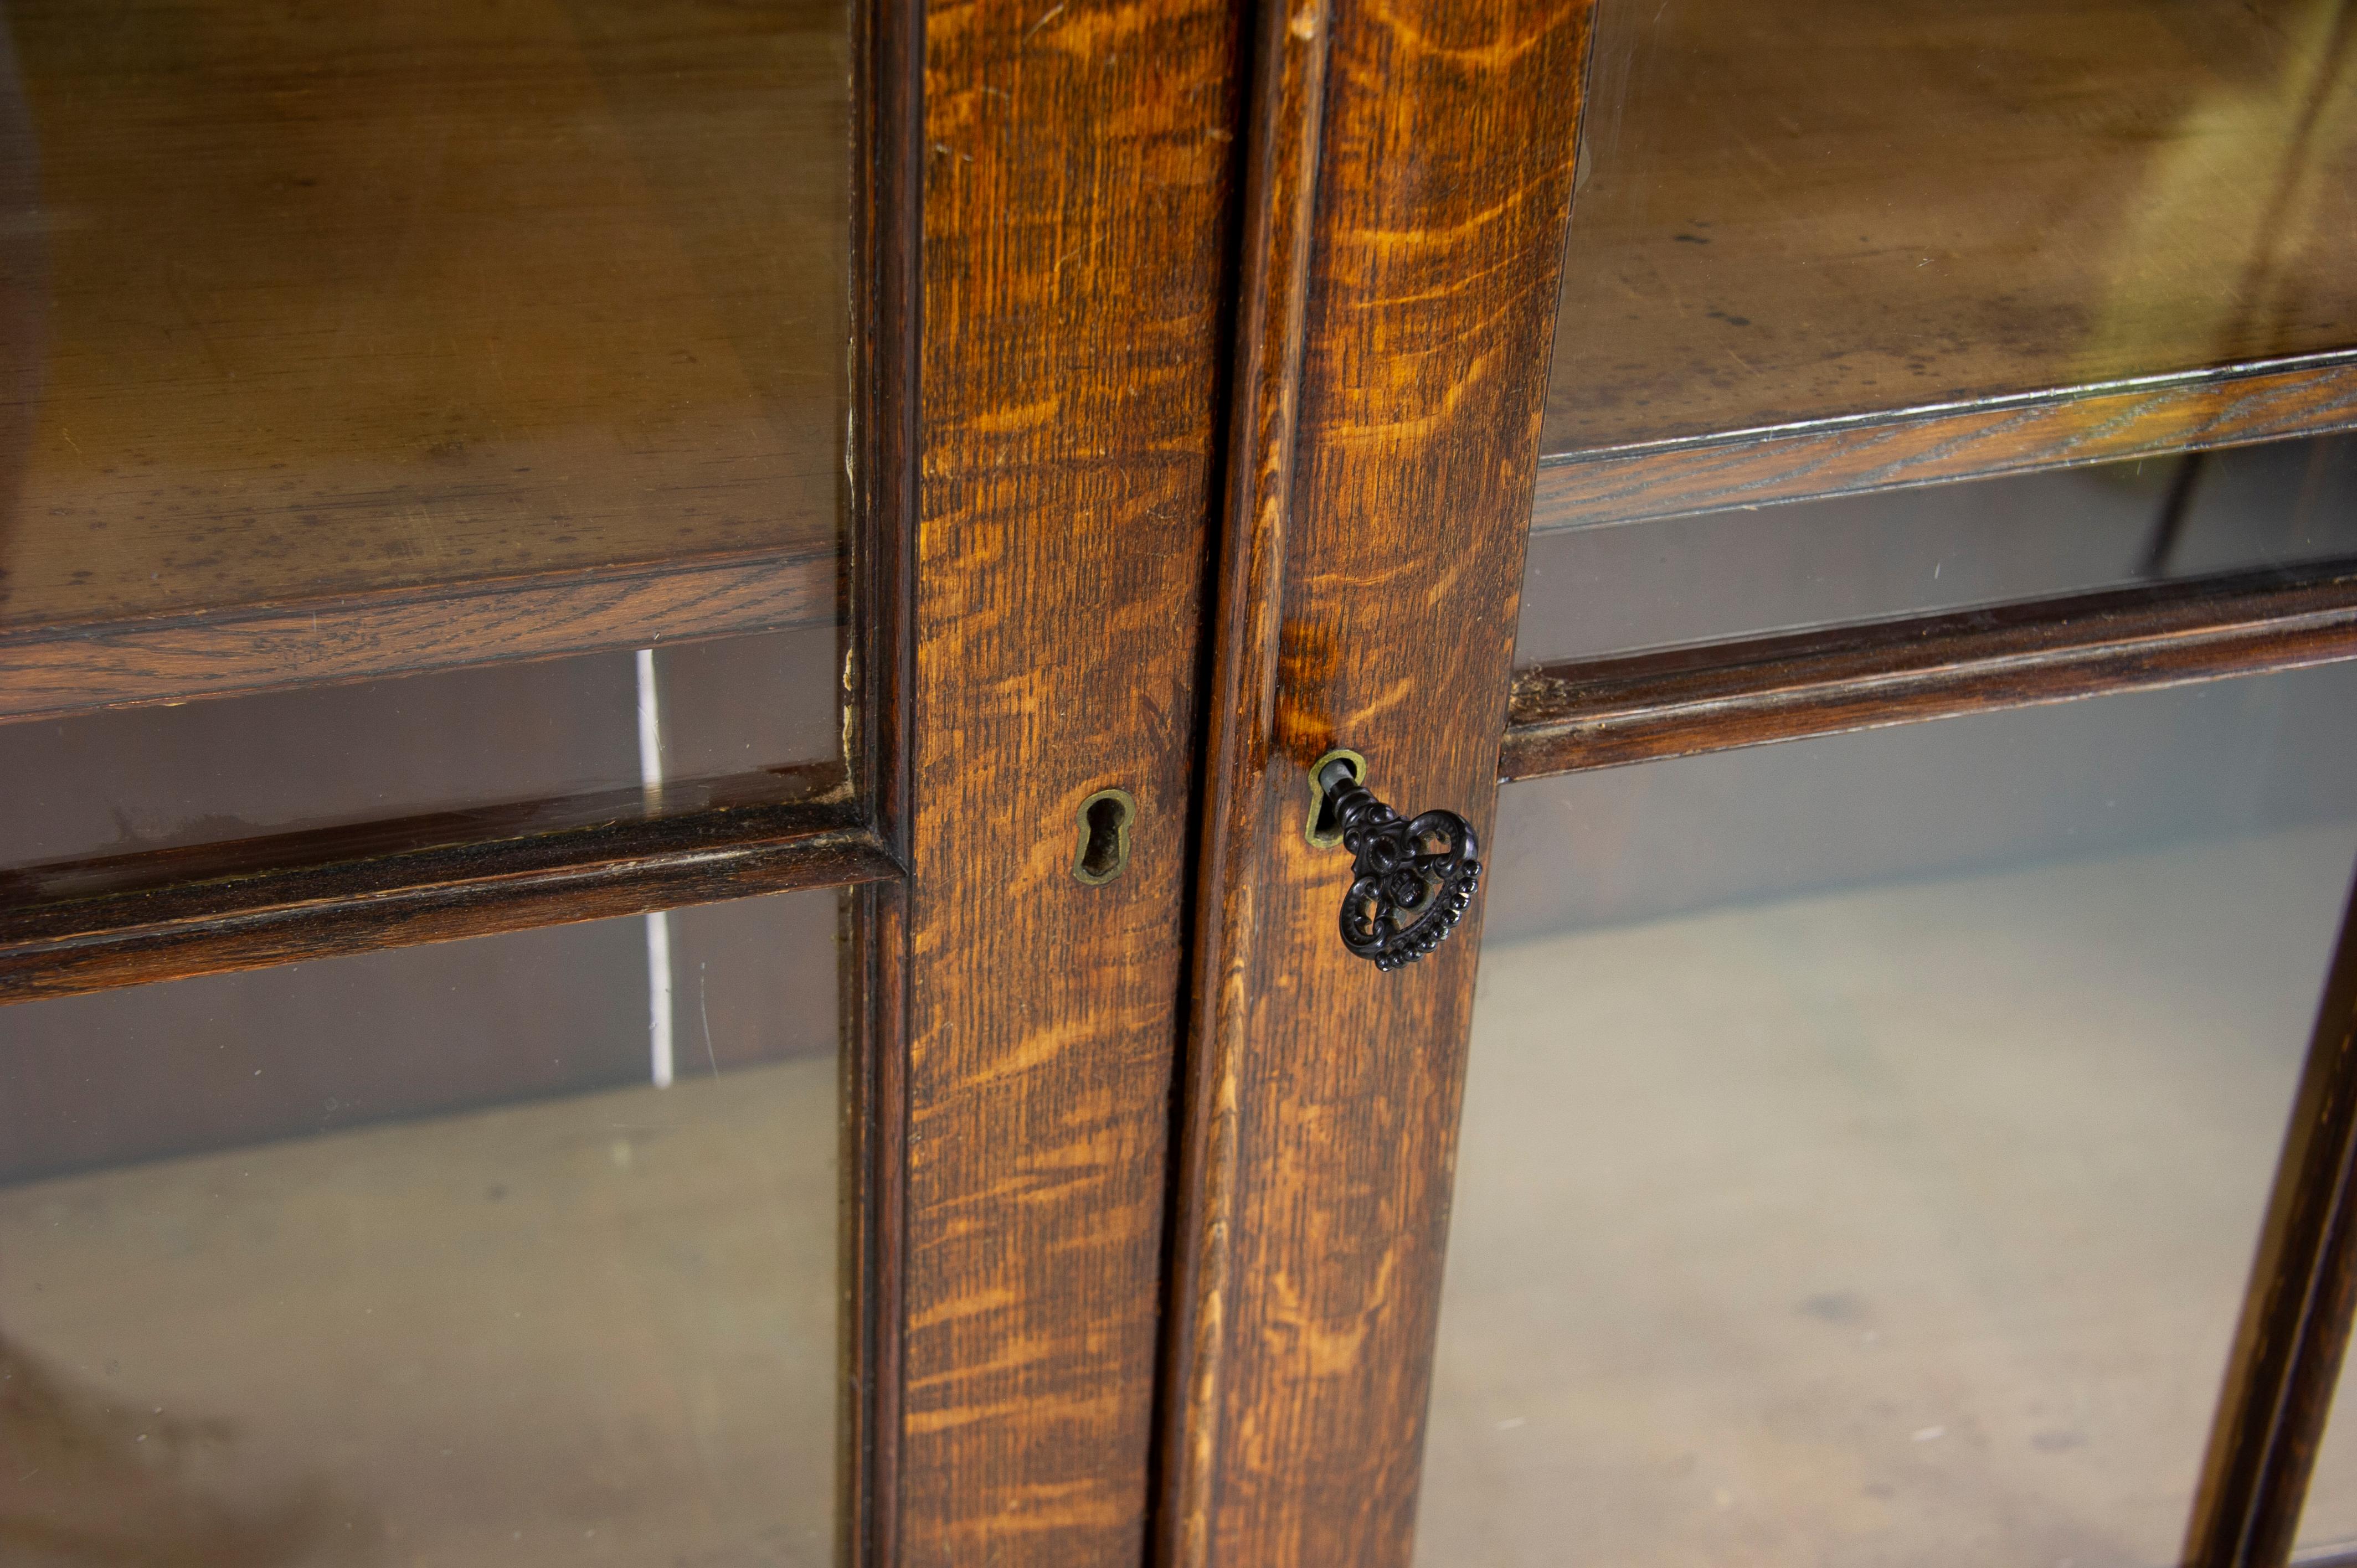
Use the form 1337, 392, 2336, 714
1499, 560, 2357, 779
1530, 351, 2357, 533
1163, 0, 1594, 1561
894, 0, 1239, 1560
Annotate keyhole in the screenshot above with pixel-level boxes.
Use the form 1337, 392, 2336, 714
1304, 749, 1366, 850
1073, 788, 1136, 885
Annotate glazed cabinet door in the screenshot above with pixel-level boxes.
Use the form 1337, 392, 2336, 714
0, 0, 1236, 1561
1165, 3, 2357, 1566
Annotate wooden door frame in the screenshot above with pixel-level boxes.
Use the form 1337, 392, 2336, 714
0, 0, 1239, 1544
1, 0, 1238, 1556
1152, 2, 2357, 1564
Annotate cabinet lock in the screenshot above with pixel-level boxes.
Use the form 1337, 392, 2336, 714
1309, 751, 1481, 972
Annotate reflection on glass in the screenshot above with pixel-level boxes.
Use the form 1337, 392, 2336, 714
0, 625, 843, 891
0, 889, 840, 1564
1546, 0, 2357, 452
1421, 664, 2357, 1566
0, 0, 848, 631
1517, 434, 2357, 665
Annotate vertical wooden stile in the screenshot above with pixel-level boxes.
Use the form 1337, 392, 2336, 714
891, 0, 1243, 1560
1162, 0, 1598, 1561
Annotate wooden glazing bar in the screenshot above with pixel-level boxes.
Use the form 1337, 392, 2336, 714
0, 548, 835, 725
0, 795, 894, 1004
844, 879, 910, 1568
842, 0, 920, 1545
851, 0, 920, 877
2185, 870, 2357, 1568
1499, 563, 2357, 781
1532, 352, 2357, 535
1, 762, 857, 910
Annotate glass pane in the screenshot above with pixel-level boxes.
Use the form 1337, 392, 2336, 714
2302, 1352, 2357, 1556
0, 625, 842, 893
1, 0, 847, 626
1545, 0, 2357, 453
0, 888, 840, 1562
1517, 434, 2357, 665
1420, 664, 2357, 1567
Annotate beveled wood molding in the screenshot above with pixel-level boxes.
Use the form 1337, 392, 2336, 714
0, 792, 896, 1004
841, 0, 920, 1551
0, 545, 835, 725
2186, 875, 2357, 1568
1161, 0, 1597, 1560
1156, 0, 1329, 1560
1500, 561, 2357, 780
1532, 350, 2357, 534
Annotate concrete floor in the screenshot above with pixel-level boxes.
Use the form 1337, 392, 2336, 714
0, 1060, 837, 1567
1418, 823, 2357, 1568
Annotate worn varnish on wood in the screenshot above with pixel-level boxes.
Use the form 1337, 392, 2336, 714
0, 0, 847, 708
893, 0, 1238, 1560
1162, 0, 1593, 1560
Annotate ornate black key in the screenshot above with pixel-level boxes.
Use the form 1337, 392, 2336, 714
1314, 755, 1482, 972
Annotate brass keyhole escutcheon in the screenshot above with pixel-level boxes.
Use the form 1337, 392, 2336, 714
1073, 788, 1137, 885
1304, 748, 1367, 850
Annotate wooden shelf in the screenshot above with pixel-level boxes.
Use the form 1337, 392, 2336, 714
0, 544, 835, 722
1544, 0, 2357, 458
0, 0, 846, 712
1532, 352, 2357, 534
